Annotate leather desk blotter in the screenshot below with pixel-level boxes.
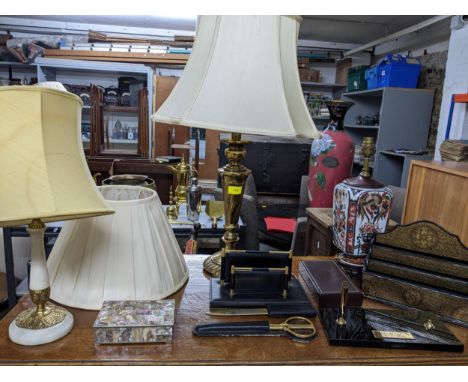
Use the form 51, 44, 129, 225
299, 260, 363, 308
320, 307, 464, 352
209, 278, 317, 317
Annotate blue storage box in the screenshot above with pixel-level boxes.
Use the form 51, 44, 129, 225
365, 66, 379, 89
377, 54, 421, 88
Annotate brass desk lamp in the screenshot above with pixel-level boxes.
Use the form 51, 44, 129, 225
153, 16, 320, 276
0, 85, 113, 345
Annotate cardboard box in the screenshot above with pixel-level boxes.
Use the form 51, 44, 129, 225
335, 58, 352, 84
299, 68, 321, 82
297, 57, 309, 68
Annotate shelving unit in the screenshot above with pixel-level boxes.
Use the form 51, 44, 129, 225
342, 87, 435, 187
34, 57, 154, 155
300, 59, 350, 129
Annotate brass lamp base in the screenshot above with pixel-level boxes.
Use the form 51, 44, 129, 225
8, 220, 74, 346
203, 133, 250, 276
203, 253, 223, 277
15, 288, 67, 330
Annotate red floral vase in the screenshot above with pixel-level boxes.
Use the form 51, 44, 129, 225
308, 101, 354, 208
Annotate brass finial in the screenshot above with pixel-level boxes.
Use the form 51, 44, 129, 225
166, 186, 178, 221
359, 137, 375, 179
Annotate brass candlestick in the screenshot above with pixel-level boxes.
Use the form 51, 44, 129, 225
336, 281, 349, 326
360, 137, 376, 179
203, 133, 251, 276
166, 186, 178, 221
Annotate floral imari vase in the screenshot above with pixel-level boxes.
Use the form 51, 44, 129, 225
308, 100, 354, 208
332, 137, 393, 268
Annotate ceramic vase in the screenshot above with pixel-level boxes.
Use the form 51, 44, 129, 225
332, 184, 393, 258
332, 137, 393, 270
308, 100, 355, 208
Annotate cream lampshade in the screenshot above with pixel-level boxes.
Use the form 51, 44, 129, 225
155, 16, 318, 139
153, 16, 320, 275
0, 85, 114, 345
47, 186, 189, 310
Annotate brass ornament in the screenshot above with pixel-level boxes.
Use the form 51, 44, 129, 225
169, 157, 197, 206
29, 219, 46, 230
412, 225, 438, 250
205, 200, 224, 229
15, 288, 67, 329
424, 319, 435, 331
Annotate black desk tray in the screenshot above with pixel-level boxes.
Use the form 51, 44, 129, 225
209, 277, 317, 317
320, 307, 464, 352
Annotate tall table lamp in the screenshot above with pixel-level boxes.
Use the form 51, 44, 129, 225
0, 86, 113, 345
153, 16, 320, 276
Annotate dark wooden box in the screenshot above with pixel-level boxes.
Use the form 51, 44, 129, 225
299, 260, 363, 308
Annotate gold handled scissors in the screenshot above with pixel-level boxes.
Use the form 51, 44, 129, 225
269, 316, 316, 339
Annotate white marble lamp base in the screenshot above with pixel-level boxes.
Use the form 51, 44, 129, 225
9, 311, 73, 346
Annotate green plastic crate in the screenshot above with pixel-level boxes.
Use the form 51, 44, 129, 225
347, 65, 369, 92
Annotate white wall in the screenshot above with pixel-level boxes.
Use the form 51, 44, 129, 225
435, 18, 468, 159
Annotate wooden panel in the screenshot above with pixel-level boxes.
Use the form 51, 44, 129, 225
198, 129, 220, 180
86, 158, 174, 204
153, 75, 190, 160
0, 273, 7, 301
403, 160, 468, 246
43, 49, 189, 65
1, 256, 468, 365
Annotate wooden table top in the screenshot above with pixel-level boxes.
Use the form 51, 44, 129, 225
0, 256, 467, 365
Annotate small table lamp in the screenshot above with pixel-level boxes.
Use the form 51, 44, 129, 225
153, 16, 320, 276
0, 86, 113, 345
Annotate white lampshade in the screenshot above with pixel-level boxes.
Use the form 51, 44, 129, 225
153, 15, 319, 139
47, 186, 189, 310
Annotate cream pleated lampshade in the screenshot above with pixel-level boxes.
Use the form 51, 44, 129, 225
47, 186, 189, 310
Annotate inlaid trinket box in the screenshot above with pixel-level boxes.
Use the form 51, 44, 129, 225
93, 300, 175, 345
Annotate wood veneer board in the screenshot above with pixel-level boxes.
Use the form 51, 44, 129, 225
0, 273, 7, 301
153, 75, 190, 159
403, 160, 468, 246
199, 129, 220, 180
43, 49, 189, 65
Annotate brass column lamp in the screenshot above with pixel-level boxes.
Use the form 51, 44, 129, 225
153, 16, 320, 276
203, 133, 251, 275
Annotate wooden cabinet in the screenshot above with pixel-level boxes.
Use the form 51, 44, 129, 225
403, 160, 468, 246
304, 208, 340, 257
